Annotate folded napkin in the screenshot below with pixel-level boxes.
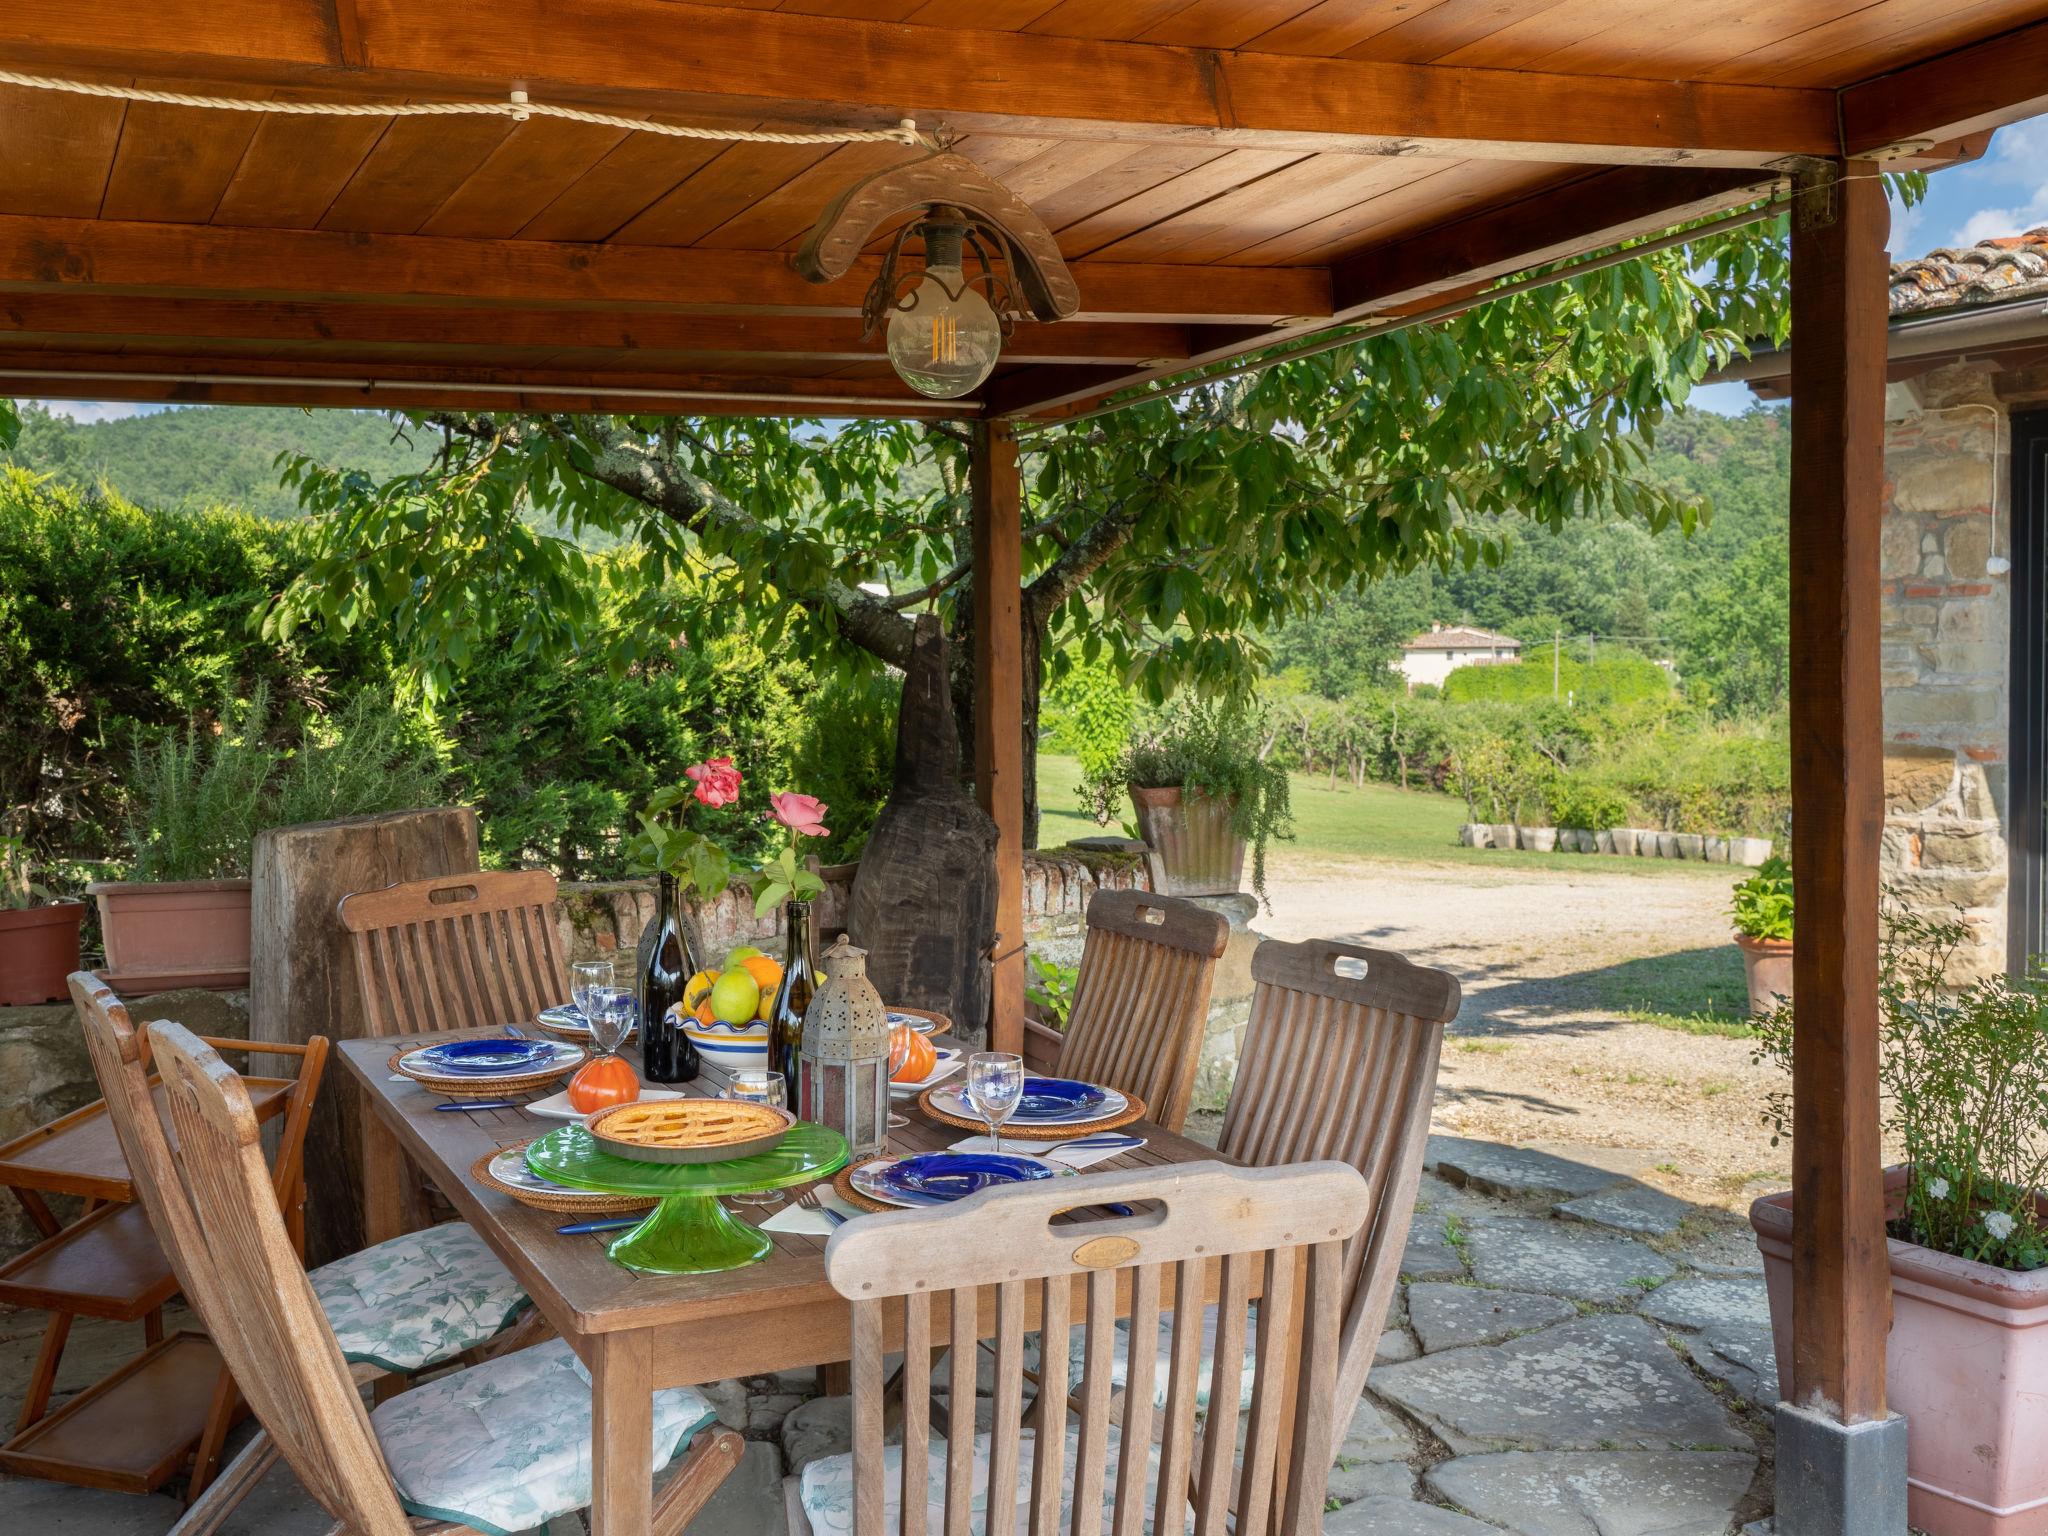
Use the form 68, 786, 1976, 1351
946, 1133, 1146, 1169
759, 1188, 866, 1236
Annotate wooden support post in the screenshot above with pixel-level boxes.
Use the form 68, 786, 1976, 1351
971, 421, 1027, 1058
1786, 160, 1891, 1425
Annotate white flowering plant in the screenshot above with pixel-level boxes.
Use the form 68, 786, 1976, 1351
1753, 899, 2048, 1272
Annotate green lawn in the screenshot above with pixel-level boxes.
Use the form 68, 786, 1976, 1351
1036, 754, 1720, 876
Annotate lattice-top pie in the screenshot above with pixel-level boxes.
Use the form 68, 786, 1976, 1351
591, 1099, 787, 1149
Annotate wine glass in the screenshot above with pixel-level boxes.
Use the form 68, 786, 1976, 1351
590, 985, 636, 1059
965, 1052, 1025, 1157
724, 1070, 786, 1207
570, 960, 614, 1028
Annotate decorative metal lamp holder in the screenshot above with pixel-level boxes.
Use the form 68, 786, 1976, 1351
798, 936, 893, 1159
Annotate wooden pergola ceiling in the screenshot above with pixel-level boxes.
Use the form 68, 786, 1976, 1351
0, 0, 2043, 420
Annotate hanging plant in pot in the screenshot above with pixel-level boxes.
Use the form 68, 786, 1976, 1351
1730, 855, 1793, 1015
0, 834, 85, 1007
1080, 699, 1292, 910
1748, 903, 2048, 1536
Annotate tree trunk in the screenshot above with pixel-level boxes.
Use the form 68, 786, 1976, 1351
948, 583, 1046, 852
249, 807, 479, 1265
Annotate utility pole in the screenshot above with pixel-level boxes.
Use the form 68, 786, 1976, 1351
1553, 630, 1562, 700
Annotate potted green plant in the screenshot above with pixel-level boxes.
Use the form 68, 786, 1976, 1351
0, 834, 85, 1006
1749, 905, 2048, 1536
1080, 700, 1292, 908
1730, 855, 1793, 1014
1022, 952, 1078, 1075
93, 688, 444, 992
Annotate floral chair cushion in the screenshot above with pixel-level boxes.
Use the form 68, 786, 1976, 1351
373, 1336, 715, 1536
794, 1424, 1168, 1536
309, 1221, 529, 1372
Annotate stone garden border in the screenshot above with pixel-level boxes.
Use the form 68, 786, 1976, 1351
1460, 824, 1772, 865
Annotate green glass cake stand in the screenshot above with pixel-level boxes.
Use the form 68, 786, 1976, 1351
526, 1120, 849, 1275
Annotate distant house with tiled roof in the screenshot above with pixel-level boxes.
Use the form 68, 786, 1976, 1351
1721, 225, 2048, 985
1397, 623, 1522, 691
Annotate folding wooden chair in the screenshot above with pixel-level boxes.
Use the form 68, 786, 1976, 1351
61, 976, 535, 1536
0, 981, 324, 1499
787, 1159, 1368, 1536
1052, 889, 1229, 1133
1219, 937, 1461, 1456
146, 1020, 741, 1536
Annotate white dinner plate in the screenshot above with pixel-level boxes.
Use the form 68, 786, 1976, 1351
522, 1086, 687, 1121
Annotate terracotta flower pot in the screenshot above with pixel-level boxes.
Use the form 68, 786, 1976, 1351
1752, 1169, 2048, 1536
1128, 785, 1246, 897
88, 878, 253, 992
1022, 1015, 1065, 1077
1734, 932, 1793, 1014
0, 901, 85, 1005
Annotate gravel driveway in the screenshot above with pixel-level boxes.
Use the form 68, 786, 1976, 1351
1258, 853, 1792, 1208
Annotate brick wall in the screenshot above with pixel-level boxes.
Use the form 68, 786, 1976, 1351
1879, 363, 2020, 980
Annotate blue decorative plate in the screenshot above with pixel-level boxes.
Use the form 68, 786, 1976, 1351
853, 1151, 1067, 1208
402, 1039, 578, 1076
1015, 1077, 1112, 1120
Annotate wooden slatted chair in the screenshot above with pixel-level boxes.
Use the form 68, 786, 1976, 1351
144, 1020, 743, 1536
787, 1159, 1368, 1536
1220, 938, 1461, 1456
337, 870, 573, 1232
62, 977, 537, 1536
1053, 889, 1229, 1134
0, 980, 326, 1500
338, 869, 572, 1038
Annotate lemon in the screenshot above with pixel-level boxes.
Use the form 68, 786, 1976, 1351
682, 969, 719, 1012
709, 969, 762, 1025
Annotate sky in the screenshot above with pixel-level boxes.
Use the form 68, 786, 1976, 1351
27, 111, 2048, 427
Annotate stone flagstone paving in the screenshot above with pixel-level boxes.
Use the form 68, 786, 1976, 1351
0, 1135, 1781, 1536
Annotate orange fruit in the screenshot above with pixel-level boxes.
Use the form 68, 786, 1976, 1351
741, 955, 783, 994
694, 999, 718, 1026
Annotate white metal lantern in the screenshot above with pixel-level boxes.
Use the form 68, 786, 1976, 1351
798, 936, 891, 1158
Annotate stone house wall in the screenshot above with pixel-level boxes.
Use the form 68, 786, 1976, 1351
1879, 360, 2046, 980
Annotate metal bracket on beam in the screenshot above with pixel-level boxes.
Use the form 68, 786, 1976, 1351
1772, 155, 1841, 231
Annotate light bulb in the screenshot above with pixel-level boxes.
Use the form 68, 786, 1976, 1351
885, 263, 1002, 400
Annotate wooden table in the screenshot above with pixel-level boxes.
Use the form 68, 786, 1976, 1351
338, 1028, 1238, 1536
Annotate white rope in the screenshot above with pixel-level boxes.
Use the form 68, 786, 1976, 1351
0, 70, 927, 148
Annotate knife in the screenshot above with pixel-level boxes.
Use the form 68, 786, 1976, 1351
556, 1216, 644, 1235
435, 1100, 523, 1112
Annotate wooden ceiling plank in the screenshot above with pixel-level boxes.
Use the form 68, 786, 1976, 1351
1218, 158, 1551, 266
210, 107, 392, 228
1032, 145, 1237, 233
419, 118, 634, 238
901, 0, 1064, 28
1347, 0, 1572, 63
99, 86, 272, 223
0, 210, 1329, 323
1841, 10, 2048, 152
1246, 0, 1457, 58
1138, 0, 1327, 49
516, 132, 731, 242
1029, 0, 1209, 42
319, 111, 517, 232
0, 84, 125, 219
612, 139, 836, 246
1089, 153, 1416, 263
694, 140, 924, 249
1051, 148, 1308, 259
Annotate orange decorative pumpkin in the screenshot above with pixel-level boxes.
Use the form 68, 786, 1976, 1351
888, 1024, 936, 1084
567, 1054, 641, 1114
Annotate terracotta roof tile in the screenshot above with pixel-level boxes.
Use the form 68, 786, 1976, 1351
1401, 626, 1523, 651
1889, 226, 2048, 316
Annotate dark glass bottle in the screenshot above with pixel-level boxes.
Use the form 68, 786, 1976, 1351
638, 871, 700, 1084
766, 900, 817, 1087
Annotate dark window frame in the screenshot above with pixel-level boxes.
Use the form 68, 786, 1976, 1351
2009, 407, 2048, 970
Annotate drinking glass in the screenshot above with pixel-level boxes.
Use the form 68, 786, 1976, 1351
724, 1070, 786, 1206
965, 1052, 1025, 1157
570, 960, 614, 1027
590, 985, 636, 1059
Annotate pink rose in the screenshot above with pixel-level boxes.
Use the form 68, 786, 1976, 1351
686, 756, 743, 809
770, 792, 830, 839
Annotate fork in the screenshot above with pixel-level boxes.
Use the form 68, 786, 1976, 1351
794, 1187, 847, 1226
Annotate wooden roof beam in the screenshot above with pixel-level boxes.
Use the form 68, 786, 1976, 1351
0, 0, 1839, 167
986, 166, 1781, 419
1840, 17, 2048, 157
0, 213, 1326, 327
0, 292, 1191, 366
0, 348, 965, 418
